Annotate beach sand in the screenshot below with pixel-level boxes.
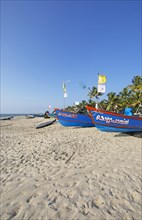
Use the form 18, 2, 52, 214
0, 116, 141, 220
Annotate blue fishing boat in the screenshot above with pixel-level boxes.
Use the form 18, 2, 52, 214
85, 106, 142, 133
54, 108, 95, 127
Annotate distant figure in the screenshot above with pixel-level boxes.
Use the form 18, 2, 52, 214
124, 108, 133, 116
44, 111, 50, 118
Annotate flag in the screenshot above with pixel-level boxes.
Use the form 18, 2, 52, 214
98, 74, 106, 93
63, 82, 67, 97
63, 82, 66, 93
98, 84, 106, 93
98, 74, 107, 84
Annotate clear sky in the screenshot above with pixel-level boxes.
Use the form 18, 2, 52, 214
1, 0, 141, 114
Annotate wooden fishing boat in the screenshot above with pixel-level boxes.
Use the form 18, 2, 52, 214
85, 106, 142, 133
36, 119, 56, 129
54, 108, 95, 127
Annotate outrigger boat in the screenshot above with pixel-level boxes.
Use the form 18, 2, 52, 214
85, 106, 142, 133
54, 108, 95, 127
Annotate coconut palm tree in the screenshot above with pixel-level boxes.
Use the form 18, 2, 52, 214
87, 98, 96, 107
128, 91, 142, 112
65, 105, 75, 112
99, 99, 108, 110
116, 87, 132, 111
128, 75, 142, 92
78, 100, 88, 108
88, 86, 103, 108
119, 87, 131, 99
105, 92, 119, 111
74, 100, 88, 113
126, 75, 142, 113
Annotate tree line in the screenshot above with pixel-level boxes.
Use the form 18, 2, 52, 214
65, 75, 142, 114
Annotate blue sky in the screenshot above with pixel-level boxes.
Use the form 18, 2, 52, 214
1, 0, 141, 113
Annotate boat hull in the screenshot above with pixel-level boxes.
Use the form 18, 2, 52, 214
55, 109, 95, 127
36, 119, 56, 129
86, 106, 142, 133
94, 124, 142, 133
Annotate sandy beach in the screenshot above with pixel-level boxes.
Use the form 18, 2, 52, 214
0, 116, 141, 220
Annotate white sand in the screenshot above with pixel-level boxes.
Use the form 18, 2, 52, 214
0, 116, 142, 220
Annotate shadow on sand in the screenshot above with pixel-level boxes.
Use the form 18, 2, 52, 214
115, 132, 142, 138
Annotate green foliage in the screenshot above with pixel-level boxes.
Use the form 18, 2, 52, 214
65, 75, 142, 113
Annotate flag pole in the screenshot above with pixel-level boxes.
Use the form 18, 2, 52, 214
63, 81, 67, 109
96, 73, 100, 109
97, 73, 107, 109
63, 81, 65, 109
64, 94, 65, 109
62, 80, 70, 109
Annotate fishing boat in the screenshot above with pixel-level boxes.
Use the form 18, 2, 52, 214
36, 119, 56, 129
25, 114, 35, 119
34, 113, 44, 117
54, 108, 95, 127
0, 116, 13, 120
85, 106, 142, 133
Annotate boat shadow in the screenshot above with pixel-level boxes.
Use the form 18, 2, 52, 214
115, 132, 142, 138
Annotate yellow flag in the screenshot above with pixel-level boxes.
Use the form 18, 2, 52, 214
98, 74, 107, 84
